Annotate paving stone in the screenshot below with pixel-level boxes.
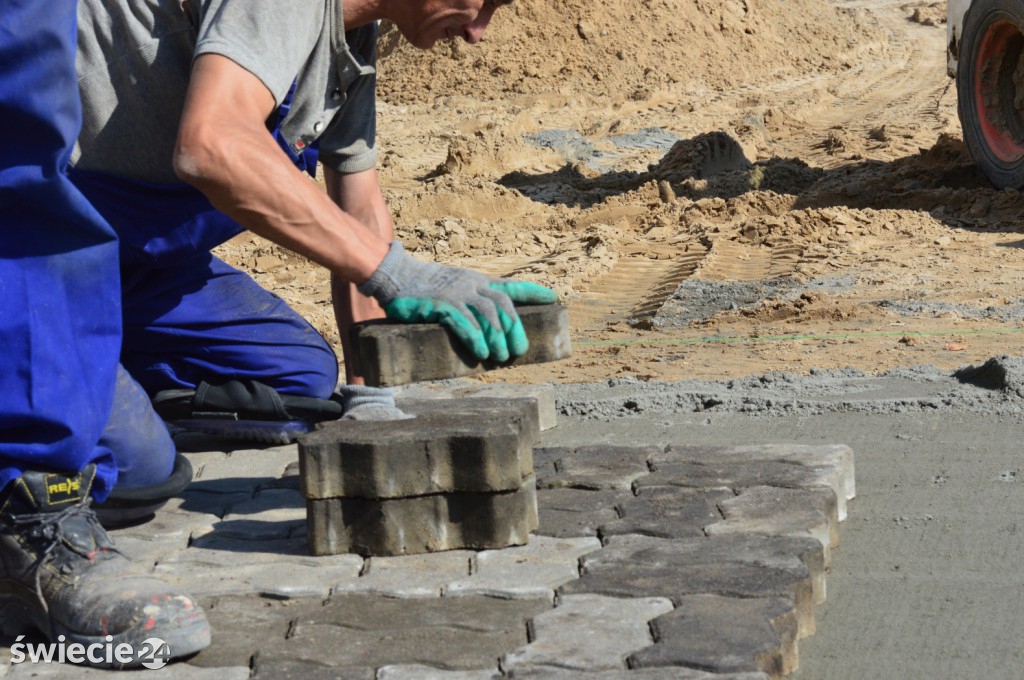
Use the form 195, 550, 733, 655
266, 595, 549, 670
444, 560, 579, 601
108, 507, 218, 546
628, 595, 799, 678
156, 537, 364, 598
398, 397, 542, 446
105, 534, 180, 571
535, 445, 657, 491
219, 488, 307, 540
531, 447, 564, 482
398, 383, 558, 432
377, 666, 502, 680
706, 485, 838, 566
189, 595, 316, 668
477, 535, 603, 566
304, 593, 551, 631
535, 488, 629, 539
353, 303, 571, 386
442, 536, 599, 600
502, 595, 673, 672
300, 407, 533, 500
659, 443, 856, 502
171, 489, 252, 517
251, 659, 374, 679
561, 559, 815, 639
333, 551, 473, 597
594, 533, 827, 605
598, 486, 734, 540
644, 457, 848, 521
307, 475, 537, 557
506, 668, 769, 679
184, 446, 299, 495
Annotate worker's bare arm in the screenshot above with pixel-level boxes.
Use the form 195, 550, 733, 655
173, 53, 388, 284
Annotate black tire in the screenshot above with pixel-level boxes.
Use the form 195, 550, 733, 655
957, 0, 1024, 188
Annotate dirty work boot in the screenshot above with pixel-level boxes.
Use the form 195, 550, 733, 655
0, 465, 210, 668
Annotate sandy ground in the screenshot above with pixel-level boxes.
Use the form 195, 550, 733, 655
216, 0, 1024, 388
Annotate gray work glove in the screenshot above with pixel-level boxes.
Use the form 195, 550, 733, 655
358, 241, 558, 362
337, 385, 413, 421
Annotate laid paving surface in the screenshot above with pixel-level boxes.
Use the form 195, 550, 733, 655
0, 393, 853, 679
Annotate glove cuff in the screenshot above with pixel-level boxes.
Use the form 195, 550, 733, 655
358, 240, 413, 304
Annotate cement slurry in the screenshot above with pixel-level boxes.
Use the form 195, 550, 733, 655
545, 356, 1024, 680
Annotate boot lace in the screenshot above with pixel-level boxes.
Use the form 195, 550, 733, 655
3, 499, 112, 610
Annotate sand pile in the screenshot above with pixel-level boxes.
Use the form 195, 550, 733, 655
378, 0, 881, 104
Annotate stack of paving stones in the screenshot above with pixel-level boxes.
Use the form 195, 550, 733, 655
0, 384, 855, 680
299, 397, 542, 556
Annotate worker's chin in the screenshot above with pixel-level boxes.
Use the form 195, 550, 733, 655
407, 32, 442, 50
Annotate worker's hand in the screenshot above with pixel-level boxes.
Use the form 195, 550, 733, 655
358, 241, 557, 362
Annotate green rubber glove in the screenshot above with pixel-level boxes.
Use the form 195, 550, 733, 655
358, 242, 558, 362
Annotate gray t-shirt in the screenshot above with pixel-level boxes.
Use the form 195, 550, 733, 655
73, 0, 377, 183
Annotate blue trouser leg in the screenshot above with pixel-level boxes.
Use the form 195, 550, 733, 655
0, 0, 121, 500
100, 366, 175, 488
120, 252, 339, 400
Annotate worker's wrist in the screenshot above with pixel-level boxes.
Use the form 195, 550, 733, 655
357, 240, 412, 303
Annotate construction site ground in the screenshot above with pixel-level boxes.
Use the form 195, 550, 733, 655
4, 0, 1024, 678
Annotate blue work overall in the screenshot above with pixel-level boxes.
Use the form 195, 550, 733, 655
2, 32, 336, 499
0, 0, 122, 499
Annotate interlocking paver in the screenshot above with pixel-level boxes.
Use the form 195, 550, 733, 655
594, 533, 827, 605
251, 659, 375, 679
535, 488, 630, 539
156, 536, 364, 599
659, 443, 856, 502
444, 536, 599, 600
259, 595, 549, 671
629, 595, 799, 679
642, 458, 847, 521
598, 485, 734, 540
301, 408, 533, 501
501, 595, 673, 672
377, 666, 502, 680
188, 595, 314, 668
306, 475, 536, 556
562, 559, 815, 639
534, 445, 657, 491
353, 303, 571, 386
219, 487, 307, 540
397, 382, 558, 431
333, 551, 473, 597
706, 485, 838, 566
399, 397, 541, 446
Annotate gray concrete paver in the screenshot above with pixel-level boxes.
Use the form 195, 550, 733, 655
501, 594, 673, 672
534, 488, 629, 538
534, 445, 657, 490
598, 485, 734, 539
377, 666, 502, 680
629, 594, 799, 678
333, 551, 474, 597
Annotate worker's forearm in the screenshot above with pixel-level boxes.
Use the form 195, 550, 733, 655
175, 129, 388, 285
